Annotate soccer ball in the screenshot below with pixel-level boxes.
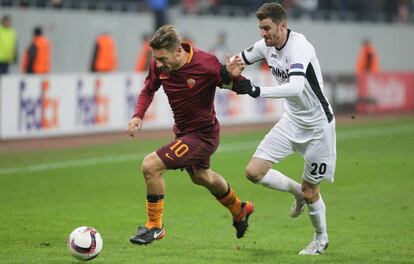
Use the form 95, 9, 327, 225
68, 226, 103, 261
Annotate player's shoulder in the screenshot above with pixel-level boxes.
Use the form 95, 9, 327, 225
192, 48, 220, 73
195, 48, 217, 61
289, 31, 311, 46
247, 38, 270, 52
287, 30, 314, 52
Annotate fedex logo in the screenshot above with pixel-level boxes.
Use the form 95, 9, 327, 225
19, 79, 59, 131
77, 78, 109, 126
255, 97, 275, 114
125, 78, 138, 119
125, 77, 156, 121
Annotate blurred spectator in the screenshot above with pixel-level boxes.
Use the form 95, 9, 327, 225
397, 0, 411, 23
135, 33, 152, 72
183, 0, 197, 14
183, 0, 220, 15
355, 39, 380, 74
0, 0, 412, 24
147, 0, 169, 32
209, 31, 229, 63
51, 0, 63, 8
0, 15, 18, 75
90, 33, 117, 72
21, 26, 51, 74
292, 0, 318, 19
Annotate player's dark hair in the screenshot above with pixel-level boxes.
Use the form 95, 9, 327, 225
150, 25, 181, 51
256, 2, 287, 24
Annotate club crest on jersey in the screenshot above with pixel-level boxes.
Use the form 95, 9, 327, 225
187, 78, 196, 88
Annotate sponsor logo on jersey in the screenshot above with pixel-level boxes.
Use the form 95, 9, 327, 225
290, 63, 304, 69
270, 66, 289, 80
187, 78, 196, 88
159, 74, 169, 80
271, 54, 277, 59
246, 46, 254, 52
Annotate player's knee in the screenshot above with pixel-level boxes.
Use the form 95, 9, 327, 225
189, 173, 204, 186
189, 170, 211, 187
302, 186, 319, 203
245, 165, 263, 183
141, 155, 160, 179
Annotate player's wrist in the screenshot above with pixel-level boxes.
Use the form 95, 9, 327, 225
220, 64, 232, 85
249, 84, 260, 98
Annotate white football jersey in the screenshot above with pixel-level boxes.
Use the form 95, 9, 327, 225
240, 30, 334, 128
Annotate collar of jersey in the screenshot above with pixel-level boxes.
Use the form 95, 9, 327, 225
276, 29, 291, 51
182, 42, 194, 63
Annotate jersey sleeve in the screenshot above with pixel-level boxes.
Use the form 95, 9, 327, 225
240, 39, 266, 65
287, 37, 314, 77
133, 60, 161, 119
207, 54, 246, 89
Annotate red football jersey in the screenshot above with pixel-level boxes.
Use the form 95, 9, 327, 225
134, 43, 226, 134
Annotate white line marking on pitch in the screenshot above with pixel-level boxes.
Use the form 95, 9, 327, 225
0, 124, 412, 175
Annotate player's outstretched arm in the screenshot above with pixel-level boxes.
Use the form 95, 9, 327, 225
232, 79, 261, 98
127, 117, 143, 137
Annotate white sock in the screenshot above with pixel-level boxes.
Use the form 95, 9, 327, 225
307, 196, 328, 242
257, 169, 303, 199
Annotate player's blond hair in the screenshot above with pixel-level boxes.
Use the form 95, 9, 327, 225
150, 25, 181, 51
256, 2, 287, 24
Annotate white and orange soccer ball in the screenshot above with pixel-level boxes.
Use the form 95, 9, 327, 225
68, 226, 103, 261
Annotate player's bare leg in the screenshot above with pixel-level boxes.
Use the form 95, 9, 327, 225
130, 152, 167, 245
189, 168, 254, 238
299, 181, 328, 255
246, 158, 304, 217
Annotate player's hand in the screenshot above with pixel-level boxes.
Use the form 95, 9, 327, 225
226, 53, 245, 78
127, 117, 142, 137
233, 79, 261, 98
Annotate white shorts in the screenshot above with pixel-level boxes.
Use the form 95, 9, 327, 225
253, 116, 336, 185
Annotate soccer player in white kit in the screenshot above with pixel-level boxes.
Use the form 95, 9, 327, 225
230, 2, 336, 255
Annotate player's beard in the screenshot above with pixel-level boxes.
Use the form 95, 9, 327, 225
160, 66, 169, 72
264, 32, 277, 47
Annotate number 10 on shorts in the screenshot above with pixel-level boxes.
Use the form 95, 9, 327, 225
165, 139, 189, 160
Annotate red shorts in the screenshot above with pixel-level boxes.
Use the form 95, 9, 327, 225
156, 125, 220, 175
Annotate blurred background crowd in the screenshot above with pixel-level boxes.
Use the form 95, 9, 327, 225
1, 0, 413, 23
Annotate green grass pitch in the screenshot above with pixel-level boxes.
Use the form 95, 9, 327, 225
0, 116, 413, 263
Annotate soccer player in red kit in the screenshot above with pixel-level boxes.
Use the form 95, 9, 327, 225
127, 25, 254, 245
